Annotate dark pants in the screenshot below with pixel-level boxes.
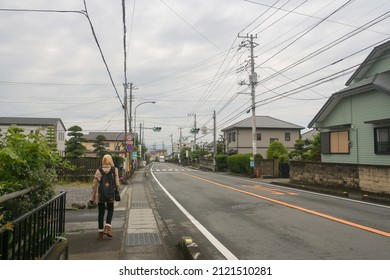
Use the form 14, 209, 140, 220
98, 202, 114, 230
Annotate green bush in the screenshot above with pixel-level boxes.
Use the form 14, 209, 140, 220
227, 154, 252, 176
266, 141, 288, 162
0, 127, 70, 222
215, 155, 228, 171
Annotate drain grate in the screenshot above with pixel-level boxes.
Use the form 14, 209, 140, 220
131, 201, 149, 208
126, 232, 162, 246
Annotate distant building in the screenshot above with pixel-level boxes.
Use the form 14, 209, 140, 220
172, 139, 193, 157
302, 129, 319, 142
149, 149, 167, 161
221, 116, 304, 158
0, 117, 66, 156
83, 131, 124, 157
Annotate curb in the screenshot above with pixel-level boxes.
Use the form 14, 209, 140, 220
178, 236, 205, 260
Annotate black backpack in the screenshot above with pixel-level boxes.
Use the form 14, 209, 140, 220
98, 167, 116, 203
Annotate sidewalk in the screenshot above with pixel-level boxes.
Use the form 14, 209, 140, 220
60, 168, 182, 260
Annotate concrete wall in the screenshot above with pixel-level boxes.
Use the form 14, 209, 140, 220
359, 165, 390, 193
289, 161, 390, 194
258, 159, 279, 177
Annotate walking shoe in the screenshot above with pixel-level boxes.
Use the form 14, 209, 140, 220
98, 231, 104, 240
104, 225, 113, 237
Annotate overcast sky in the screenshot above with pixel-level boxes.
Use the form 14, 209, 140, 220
1, 0, 390, 150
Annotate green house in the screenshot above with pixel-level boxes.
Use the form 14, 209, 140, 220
309, 41, 390, 166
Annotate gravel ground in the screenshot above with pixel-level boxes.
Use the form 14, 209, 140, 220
56, 185, 92, 209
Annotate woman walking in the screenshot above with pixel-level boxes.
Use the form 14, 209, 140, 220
91, 154, 120, 240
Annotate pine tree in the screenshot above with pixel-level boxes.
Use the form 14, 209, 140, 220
93, 135, 108, 158
65, 125, 86, 159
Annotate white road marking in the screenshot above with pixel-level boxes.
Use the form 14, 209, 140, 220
151, 169, 238, 260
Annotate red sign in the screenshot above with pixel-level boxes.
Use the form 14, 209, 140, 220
126, 133, 134, 143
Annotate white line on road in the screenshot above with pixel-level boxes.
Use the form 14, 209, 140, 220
151, 169, 238, 260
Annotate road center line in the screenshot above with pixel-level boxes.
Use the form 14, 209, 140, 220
151, 170, 238, 260
180, 172, 390, 238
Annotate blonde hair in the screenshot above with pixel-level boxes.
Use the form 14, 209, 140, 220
102, 154, 115, 167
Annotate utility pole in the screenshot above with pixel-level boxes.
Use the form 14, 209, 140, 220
123, 83, 129, 176
128, 82, 134, 132
179, 127, 183, 151
170, 133, 174, 156
213, 110, 217, 172
178, 127, 183, 164
238, 33, 258, 175
194, 114, 197, 151
123, 84, 128, 141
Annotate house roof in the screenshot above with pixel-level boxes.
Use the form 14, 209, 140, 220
0, 117, 66, 131
84, 132, 125, 141
221, 116, 304, 131
308, 72, 390, 128
346, 40, 390, 86
302, 129, 318, 140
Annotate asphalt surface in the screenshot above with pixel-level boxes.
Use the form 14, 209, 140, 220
57, 164, 390, 260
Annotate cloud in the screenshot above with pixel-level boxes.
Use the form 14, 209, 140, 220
1, 0, 390, 149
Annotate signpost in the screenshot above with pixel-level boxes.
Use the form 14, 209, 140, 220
126, 133, 134, 152
125, 133, 134, 175
126, 144, 133, 152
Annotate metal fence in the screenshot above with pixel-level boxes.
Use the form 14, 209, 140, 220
0, 192, 67, 260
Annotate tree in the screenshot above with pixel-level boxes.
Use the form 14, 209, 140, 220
46, 125, 58, 153
0, 127, 70, 222
307, 133, 321, 161
266, 140, 288, 162
93, 135, 108, 158
289, 138, 309, 160
65, 125, 86, 159
218, 134, 227, 154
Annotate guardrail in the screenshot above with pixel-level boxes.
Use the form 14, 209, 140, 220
0, 192, 67, 260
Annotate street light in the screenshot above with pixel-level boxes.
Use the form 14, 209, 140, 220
134, 101, 156, 168
134, 101, 156, 134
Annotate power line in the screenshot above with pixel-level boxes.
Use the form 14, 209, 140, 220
158, 0, 220, 51
257, 10, 390, 84
244, 0, 390, 36
82, 1, 124, 108
0, 3, 124, 108
257, 0, 355, 68
126, 0, 137, 65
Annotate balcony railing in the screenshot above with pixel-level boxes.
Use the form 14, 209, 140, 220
0, 192, 67, 260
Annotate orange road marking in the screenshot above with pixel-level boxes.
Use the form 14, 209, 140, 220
179, 172, 390, 238
242, 184, 298, 195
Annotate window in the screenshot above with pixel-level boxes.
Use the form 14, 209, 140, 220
228, 132, 236, 143
320, 130, 349, 154
285, 132, 291, 141
375, 127, 390, 154
270, 138, 278, 143
257, 133, 261, 141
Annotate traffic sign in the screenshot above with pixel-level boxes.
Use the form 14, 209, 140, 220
126, 144, 134, 151
126, 133, 134, 142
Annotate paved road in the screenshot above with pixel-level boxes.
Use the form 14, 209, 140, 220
149, 162, 390, 260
